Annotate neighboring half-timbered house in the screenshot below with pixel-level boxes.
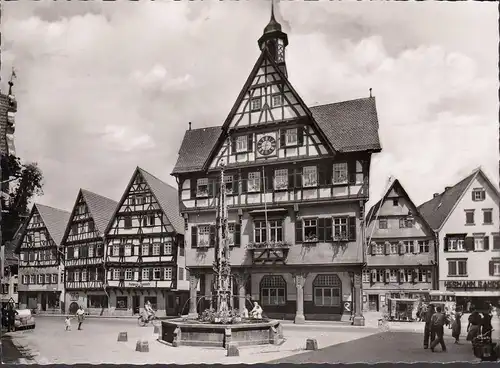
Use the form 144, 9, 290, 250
104, 167, 187, 317
171, 9, 381, 325
17, 204, 71, 313
363, 179, 437, 313
61, 189, 117, 314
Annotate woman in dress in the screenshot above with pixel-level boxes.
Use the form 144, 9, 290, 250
452, 311, 462, 344
466, 306, 482, 342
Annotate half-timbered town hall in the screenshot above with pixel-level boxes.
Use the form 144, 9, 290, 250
104, 167, 188, 316
171, 9, 381, 325
61, 189, 117, 314
17, 204, 71, 313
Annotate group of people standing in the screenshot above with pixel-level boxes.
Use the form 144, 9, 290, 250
423, 304, 494, 353
1, 304, 18, 332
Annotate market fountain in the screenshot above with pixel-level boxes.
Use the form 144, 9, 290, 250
160, 161, 284, 348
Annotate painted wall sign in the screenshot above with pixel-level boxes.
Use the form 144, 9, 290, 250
444, 280, 500, 290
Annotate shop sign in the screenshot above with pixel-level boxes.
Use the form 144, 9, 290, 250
444, 280, 500, 290
128, 282, 152, 288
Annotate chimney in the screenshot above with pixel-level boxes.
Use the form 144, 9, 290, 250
369, 88, 373, 98
444, 186, 451, 191
188, 122, 192, 131
433, 193, 439, 198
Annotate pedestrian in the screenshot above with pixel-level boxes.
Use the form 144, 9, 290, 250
466, 306, 481, 342
423, 304, 435, 349
430, 306, 447, 352
65, 316, 72, 331
466, 301, 471, 313
7, 305, 18, 332
452, 311, 462, 344
75, 305, 85, 330
481, 311, 493, 339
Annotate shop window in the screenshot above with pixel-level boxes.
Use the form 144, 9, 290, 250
88, 295, 108, 309
116, 296, 128, 309
260, 275, 286, 306
313, 274, 341, 307
144, 296, 157, 311
47, 293, 59, 309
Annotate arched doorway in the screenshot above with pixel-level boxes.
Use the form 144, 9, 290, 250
307, 274, 342, 319
69, 302, 79, 314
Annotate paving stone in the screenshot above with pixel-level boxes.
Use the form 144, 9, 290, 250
306, 338, 318, 350
117, 332, 128, 342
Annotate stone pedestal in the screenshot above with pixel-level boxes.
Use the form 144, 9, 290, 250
293, 272, 307, 324
352, 272, 365, 326
188, 274, 199, 319
233, 272, 249, 317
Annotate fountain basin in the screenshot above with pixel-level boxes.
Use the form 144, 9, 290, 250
160, 318, 284, 348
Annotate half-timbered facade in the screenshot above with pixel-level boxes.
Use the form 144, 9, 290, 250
104, 167, 187, 317
363, 179, 437, 313
171, 10, 381, 325
17, 204, 70, 313
61, 189, 117, 314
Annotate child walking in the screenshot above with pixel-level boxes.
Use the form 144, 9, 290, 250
65, 316, 72, 331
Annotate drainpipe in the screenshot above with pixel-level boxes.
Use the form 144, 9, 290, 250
433, 231, 439, 291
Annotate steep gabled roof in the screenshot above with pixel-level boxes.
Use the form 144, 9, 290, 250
417, 167, 499, 231
366, 178, 434, 236
81, 189, 118, 235
171, 126, 221, 174
35, 203, 71, 245
310, 97, 381, 153
105, 167, 184, 235
138, 168, 184, 234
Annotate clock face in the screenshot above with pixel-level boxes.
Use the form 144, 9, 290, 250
257, 135, 277, 156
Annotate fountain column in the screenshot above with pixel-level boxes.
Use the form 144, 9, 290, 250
293, 272, 307, 324
188, 272, 199, 318
234, 272, 249, 316
352, 271, 365, 326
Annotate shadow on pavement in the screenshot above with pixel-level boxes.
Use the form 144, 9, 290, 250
1, 333, 36, 364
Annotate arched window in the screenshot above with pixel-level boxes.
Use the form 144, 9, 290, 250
260, 275, 286, 306
313, 274, 341, 307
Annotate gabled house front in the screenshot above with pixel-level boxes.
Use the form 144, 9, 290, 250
171, 8, 381, 325
16, 203, 71, 313
60, 189, 117, 314
363, 179, 437, 313
103, 167, 187, 317
418, 167, 500, 312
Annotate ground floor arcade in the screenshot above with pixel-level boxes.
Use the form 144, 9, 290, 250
187, 266, 365, 325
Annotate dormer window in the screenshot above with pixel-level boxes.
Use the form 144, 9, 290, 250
250, 98, 261, 111
272, 94, 283, 107
472, 188, 486, 201
196, 178, 209, 197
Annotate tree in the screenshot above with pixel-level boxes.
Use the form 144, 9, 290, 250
1, 153, 44, 244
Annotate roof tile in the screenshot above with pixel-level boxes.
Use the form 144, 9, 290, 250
80, 189, 118, 235
35, 203, 71, 245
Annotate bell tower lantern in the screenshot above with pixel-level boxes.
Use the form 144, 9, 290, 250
257, 1, 289, 77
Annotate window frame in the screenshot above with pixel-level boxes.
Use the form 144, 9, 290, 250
303, 218, 318, 242
236, 135, 248, 153
164, 241, 173, 255
378, 218, 388, 229
248, 171, 261, 193
472, 189, 485, 201
116, 295, 128, 310
473, 234, 485, 251
333, 217, 348, 240
285, 128, 297, 146
125, 268, 133, 281
196, 178, 209, 198
483, 209, 493, 225
153, 267, 161, 280
272, 94, 283, 108
260, 275, 286, 306
198, 225, 211, 247
465, 210, 475, 225
302, 166, 318, 188
164, 267, 172, 280
250, 97, 262, 112
332, 163, 348, 184
274, 169, 289, 191
448, 259, 467, 276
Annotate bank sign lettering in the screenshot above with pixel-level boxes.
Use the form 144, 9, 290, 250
444, 280, 500, 290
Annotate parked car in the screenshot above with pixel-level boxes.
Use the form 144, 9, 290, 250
14, 309, 35, 330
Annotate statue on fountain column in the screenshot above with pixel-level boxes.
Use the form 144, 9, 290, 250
250, 301, 263, 319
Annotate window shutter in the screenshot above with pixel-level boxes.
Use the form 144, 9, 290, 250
399, 269, 404, 284
138, 268, 142, 281
348, 217, 356, 241
280, 130, 286, 148
481, 191, 486, 200
443, 237, 448, 252
159, 243, 164, 256
247, 134, 253, 152
190, 179, 197, 199
149, 244, 153, 256
464, 237, 474, 251
324, 218, 332, 241
384, 242, 390, 255
494, 235, 500, 250
426, 269, 432, 283
413, 241, 420, 254
471, 191, 475, 201
295, 168, 302, 188
209, 225, 216, 247
384, 269, 390, 284
288, 170, 295, 189
370, 269, 376, 284
241, 175, 248, 193
234, 223, 241, 247
231, 138, 236, 154
489, 261, 494, 276
448, 261, 454, 276
297, 126, 304, 146
119, 246, 125, 257
484, 236, 489, 250
399, 242, 406, 255
317, 218, 325, 242
191, 226, 198, 248
318, 165, 326, 186
160, 267, 164, 281
295, 219, 303, 243
265, 169, 274, 192
324, 163, 332, 186
232, 178, 239, 194
149, 268, 153, 281
371, 243, 376, 256
412, 269, 418, 283
208, 180, 214, 198
348, 161, 356, 184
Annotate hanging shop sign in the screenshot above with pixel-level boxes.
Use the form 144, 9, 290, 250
444, 280, 500, 290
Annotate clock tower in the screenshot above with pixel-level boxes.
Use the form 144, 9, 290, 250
257, 1, 289, 78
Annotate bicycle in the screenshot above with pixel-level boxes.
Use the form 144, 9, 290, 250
137, 314, 158, 327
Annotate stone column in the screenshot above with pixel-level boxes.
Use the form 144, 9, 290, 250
233, 272, 249, 316
188, 272, 199, 318
352, 271, 365, 326
293, 272, 307, 324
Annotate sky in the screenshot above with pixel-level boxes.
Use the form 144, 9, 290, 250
1, 0, 498, 214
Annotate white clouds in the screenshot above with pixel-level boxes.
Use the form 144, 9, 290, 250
2, 1, 497, 211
